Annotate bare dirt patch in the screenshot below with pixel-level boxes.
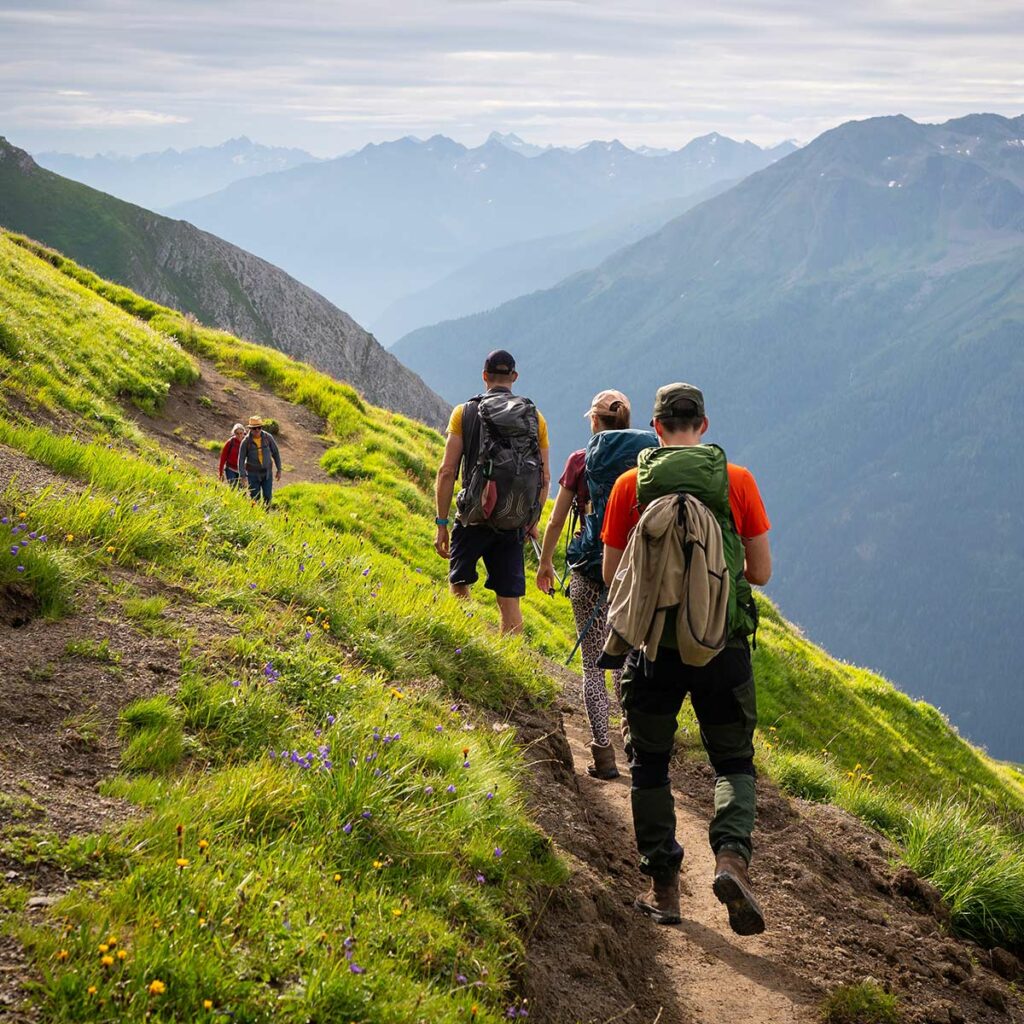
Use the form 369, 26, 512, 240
123, 357, 333, 485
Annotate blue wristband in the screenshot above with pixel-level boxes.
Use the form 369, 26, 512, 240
435, 517, 449, 526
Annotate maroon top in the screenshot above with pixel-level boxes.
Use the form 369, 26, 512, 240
559, 449, 589, 515
218, 435, 242, 474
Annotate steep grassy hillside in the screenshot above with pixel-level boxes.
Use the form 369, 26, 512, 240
1, 234, 1023, 1022
0, 138, 449, 428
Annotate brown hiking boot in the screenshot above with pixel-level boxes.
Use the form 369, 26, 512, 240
634, 873, 681, 925
713, 849, 765, 936
586, 742, 620, 780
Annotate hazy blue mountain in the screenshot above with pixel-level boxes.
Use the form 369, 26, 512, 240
35, 136, 318, 209
394, 113, 1024, 760
374, 182, 735, 344
170, 132, 797, 325
0, 138, 448, 427
485, 131, 552, 157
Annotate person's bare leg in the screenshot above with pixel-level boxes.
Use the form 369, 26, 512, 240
496, 596, 523, 635
450, 584, 471, 599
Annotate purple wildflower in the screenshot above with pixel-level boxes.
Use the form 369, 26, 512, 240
476, 873, 486, 884
455, 648, 462, 655
349, 963, 365, 975
298, 563, 305, 572
16, 566, 24, 573
268, 750, 276, 760
361, 810, 372, 819
28, 532, 37, 540
486, 792, 494, 800
39, 536, 47, 542
304, 630, 312, 640
9, 547, 17, 556
493, 847, 503, 859
349, 757, 357, 767
327, 714, 336, 725
231, 679, 241, 688
343, 822, 353, 834
424, 786, 434, 795
446, 784, 456, 794
456, 974, 467, 985
435, 725, 443, 733
450, 703, 460, 712
361, 568, 370, 577
249, 583, 257, 590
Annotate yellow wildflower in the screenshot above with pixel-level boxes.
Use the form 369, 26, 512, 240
87, 985, 97, 996
101, 955, 114, 967
176, 857, 189, 868
333, 873, 342, 883
107, 936, 117, 947
65, 533, 74, 542
106, 546, 116, 554
372, 859, 384, 870
117, 950, 127, 961
322, 621, 330, 630
198, 918, 207, 927
391, 908, 402, 917
203, 999, 213, 1010
198, 839, 209, 852
148, 979, 166, 995
390, 688, 405, 699
98, 944, 109, 954
56, 949, 69, 961
306, 615, 314, 623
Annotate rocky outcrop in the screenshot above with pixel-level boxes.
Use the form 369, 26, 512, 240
0, 138, 450, 429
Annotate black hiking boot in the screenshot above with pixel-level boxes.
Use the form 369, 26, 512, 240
713, 849, 765, 936
586, 741, 620, 780
634, 872, 681, 925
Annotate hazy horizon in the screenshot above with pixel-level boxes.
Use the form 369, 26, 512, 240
3, 1, 1023, 158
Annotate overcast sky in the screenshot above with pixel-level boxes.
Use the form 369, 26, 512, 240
2, 0, 1023, 157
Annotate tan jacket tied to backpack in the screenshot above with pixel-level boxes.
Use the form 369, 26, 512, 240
603, 493, 730, 666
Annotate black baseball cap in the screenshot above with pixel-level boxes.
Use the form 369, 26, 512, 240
483, 349, 516, 374
652, 382, 705, 420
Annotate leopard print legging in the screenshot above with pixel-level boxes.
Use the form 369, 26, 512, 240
569, 570, 623, 747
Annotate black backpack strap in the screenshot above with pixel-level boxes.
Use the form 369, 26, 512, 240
460, 396, 484, 483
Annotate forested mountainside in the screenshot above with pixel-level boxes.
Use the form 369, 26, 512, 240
395, 113, 1024, 760
0, 138, 448, 429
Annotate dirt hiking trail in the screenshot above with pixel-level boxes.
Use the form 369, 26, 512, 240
559, 702, 816, 1024
542, 661, 1023, 1024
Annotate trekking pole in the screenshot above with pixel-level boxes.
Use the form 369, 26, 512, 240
565, 590, 607, 665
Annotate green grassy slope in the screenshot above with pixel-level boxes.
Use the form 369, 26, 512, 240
1, 231, 1022, 1021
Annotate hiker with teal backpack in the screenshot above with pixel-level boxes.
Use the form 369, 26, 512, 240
599, 383, 772, 935
536, 390, 657, 780
434, 350, 550, 635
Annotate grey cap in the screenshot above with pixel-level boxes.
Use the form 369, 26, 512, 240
652, 382, 705, 420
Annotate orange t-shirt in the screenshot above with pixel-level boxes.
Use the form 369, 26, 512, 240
601, 463, 770, 551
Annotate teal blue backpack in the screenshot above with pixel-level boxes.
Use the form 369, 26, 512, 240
566, 428, 658, 581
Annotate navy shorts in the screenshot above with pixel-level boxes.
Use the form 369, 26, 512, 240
448, 523, 526, 598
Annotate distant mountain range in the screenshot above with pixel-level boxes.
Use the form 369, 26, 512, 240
0, 138, 448, 427
34, 137, 319, 210
395, 112, 1024, 760
373, 182, 735, 343
168, 132, 798, 326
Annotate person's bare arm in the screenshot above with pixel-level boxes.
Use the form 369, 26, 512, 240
741, 532, 772, 586
540, 446, 551, 492
536, 486, 575, 593
603, 544, 624, 588
434, 432, 463, 558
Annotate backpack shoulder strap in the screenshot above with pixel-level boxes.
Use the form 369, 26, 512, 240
461, 396, 484, 481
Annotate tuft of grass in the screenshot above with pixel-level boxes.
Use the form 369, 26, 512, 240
820, 981, 902, 1024
899, 801, 1024, 948
64, 637, 119, 663
120, 696, 185, 774
770, 750, 838, 803
123, 594, 171, 634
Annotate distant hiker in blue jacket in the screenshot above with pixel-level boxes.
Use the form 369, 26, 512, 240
237, 416, 282, 506
536, 390, 657, 780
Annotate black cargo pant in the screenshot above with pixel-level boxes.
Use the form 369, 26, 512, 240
621, 642, 757, 880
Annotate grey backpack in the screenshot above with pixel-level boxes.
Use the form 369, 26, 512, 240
456, 392, 543, 531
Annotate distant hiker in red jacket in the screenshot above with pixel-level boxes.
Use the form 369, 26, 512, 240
218, 423, 245, 487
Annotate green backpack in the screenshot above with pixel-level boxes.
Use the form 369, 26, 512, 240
636, 444, 758, 643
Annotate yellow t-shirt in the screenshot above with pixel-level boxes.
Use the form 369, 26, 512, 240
447, 400, 549, 449
253, 435, 264, 466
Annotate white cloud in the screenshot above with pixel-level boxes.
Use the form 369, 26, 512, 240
1, 0, 1022, 155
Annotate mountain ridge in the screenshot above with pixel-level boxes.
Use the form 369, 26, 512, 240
0, 137, 450, 428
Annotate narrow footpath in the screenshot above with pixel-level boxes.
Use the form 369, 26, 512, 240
558, 700, 816, 1024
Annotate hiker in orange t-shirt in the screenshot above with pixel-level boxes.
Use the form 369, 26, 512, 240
600, 383, 772, 935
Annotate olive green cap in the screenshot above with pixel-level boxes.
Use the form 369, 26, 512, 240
652, 382, 705, 420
